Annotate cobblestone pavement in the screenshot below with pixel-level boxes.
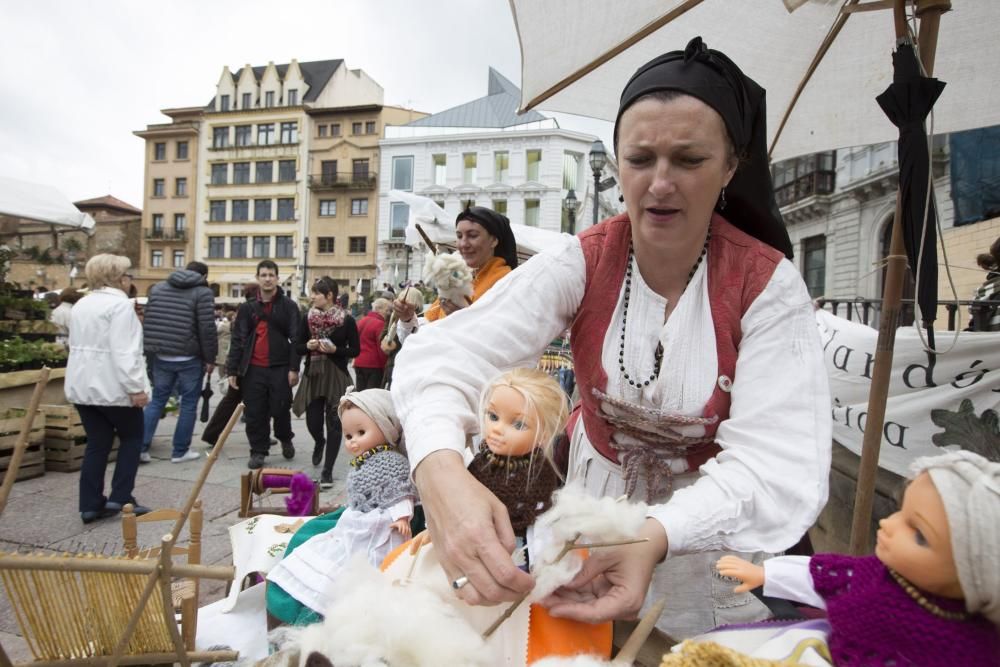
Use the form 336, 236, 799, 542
0, 391, 351, 661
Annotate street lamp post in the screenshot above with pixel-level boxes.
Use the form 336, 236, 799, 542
300, 237, 310, 296
562, 189, 578, 235
589, 140, 608, 226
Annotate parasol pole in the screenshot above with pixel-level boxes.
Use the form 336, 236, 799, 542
849, 0, 950, 556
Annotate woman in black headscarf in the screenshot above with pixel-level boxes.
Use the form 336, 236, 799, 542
422, 205, 518, 321
391, 37, 830, 640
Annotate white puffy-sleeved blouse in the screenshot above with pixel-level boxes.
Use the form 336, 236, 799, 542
392, 234, 831, 556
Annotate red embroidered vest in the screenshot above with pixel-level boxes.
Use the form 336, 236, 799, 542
568, 213, 783, 469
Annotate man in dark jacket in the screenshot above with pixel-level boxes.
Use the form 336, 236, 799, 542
141, 261, 217, 463
227, 260, 301, 469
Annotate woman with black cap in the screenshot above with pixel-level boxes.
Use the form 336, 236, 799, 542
391, 38, 831, 641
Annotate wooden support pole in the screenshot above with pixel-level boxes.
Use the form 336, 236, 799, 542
0, 367, 50, 517
849, 0, 948, 555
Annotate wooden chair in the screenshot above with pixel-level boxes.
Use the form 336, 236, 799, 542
0, 537, 236, 667
120, 499, 203, 650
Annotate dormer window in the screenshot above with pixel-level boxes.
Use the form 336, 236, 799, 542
265, 91, 275, 108
220, 95, 230, 112
242, 92, 252, 109
287, 89, 298, 106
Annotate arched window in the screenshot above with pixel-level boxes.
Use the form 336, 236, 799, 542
879, 218, 916, 326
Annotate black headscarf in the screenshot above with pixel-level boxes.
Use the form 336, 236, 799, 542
614, 37, 792, 259
456, 205, 519, 269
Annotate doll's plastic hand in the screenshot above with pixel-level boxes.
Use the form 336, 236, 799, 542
409, 530, 432, 555
540, 518, 668, 624
716, 556, 765, 593
391, 518, 412, 540
413, 450, 534, 605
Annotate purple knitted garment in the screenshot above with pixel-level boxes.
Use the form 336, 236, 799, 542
810, 554, 1000, 666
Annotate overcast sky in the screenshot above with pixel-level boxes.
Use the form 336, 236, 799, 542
0, 0, 612, 207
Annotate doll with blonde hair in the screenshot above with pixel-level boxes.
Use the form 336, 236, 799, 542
469, 368, 570, 563
717, 450, 1000, 666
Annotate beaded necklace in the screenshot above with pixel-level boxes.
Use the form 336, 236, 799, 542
888, 568, 969, 621
619, 230, 711, 388
349, 443, 395, 468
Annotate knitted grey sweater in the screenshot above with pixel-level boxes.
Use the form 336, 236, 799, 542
346, 448, 416, 513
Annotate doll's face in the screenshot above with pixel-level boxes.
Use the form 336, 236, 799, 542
876, 472, 963, 599
484, 385, 539, 457
341, 407, 385, 456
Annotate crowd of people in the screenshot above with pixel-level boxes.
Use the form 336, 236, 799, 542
46, 35, 1000, 659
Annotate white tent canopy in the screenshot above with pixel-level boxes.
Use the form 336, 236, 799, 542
0, 176, 96, 234
511, 0, 1000, 161
388, 190, 566, 260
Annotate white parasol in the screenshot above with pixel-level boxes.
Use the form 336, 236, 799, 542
510, 0, 1000, 161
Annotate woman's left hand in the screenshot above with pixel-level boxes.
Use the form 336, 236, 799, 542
319, 340, 336, 354
539, 518, 668, 623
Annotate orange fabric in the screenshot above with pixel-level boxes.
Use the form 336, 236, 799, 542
380, 539, 410, 571
424, 256, 511, 321
526, 604, 612, 664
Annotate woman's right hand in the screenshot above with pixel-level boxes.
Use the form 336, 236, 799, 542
414, 450, 535, 605
306, 339, 320, 351
129, 392, 149, 408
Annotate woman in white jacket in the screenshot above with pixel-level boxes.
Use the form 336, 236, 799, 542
66, 254, 151, 523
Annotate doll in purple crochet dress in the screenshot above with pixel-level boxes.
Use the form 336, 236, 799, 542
717, 450, 1000, 667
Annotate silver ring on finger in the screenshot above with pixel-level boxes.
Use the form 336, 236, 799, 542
451, 575, 470, 590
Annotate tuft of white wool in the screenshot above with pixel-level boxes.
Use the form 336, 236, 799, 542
531, 656, 613, 667
536, 482, 648, 544
424, 252, 473, 305
295, 555, 489, 667
526, 483, 649, 602
529, 548, 584, 602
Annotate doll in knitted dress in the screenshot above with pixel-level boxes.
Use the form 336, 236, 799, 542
467, 368, 570, 569
267, 388, 416, 617
715, 450, 1000, 667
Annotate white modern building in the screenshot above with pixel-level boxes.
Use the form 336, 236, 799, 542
377, 69, 621, 284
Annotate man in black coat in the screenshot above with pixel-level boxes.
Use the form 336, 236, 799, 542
227, 260, 301, 469
141, 261, 217, 463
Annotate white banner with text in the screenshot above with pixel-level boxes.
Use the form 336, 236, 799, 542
817, 309, 1000, 476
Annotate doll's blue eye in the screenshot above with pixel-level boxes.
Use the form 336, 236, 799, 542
513, 420, 527, 430
914, 529, 928, 547
487, 411, 498, 422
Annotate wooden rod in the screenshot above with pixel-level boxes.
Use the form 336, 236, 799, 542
169, 403, 243, 540
0, 555, 233, 581
13, 651, 239, 667
850, 191, 906, 555
0, 367, 50, 516
612, 596, 669, 665
157, 537, 190, 667
849, 0, 947, 555
414, 223, 437, 254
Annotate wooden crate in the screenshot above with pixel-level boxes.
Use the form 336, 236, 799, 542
40, 405, 118, 471
0, 407, 46, 482
41, 404, 87, 440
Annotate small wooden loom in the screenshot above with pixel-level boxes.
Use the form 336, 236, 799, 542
0, 377, 245, 667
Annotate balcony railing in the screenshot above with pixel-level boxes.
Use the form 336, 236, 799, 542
817, 297, 981, 331
308, 172, 377, 190
775, 170, 836, 208
145, 229, 187, 241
